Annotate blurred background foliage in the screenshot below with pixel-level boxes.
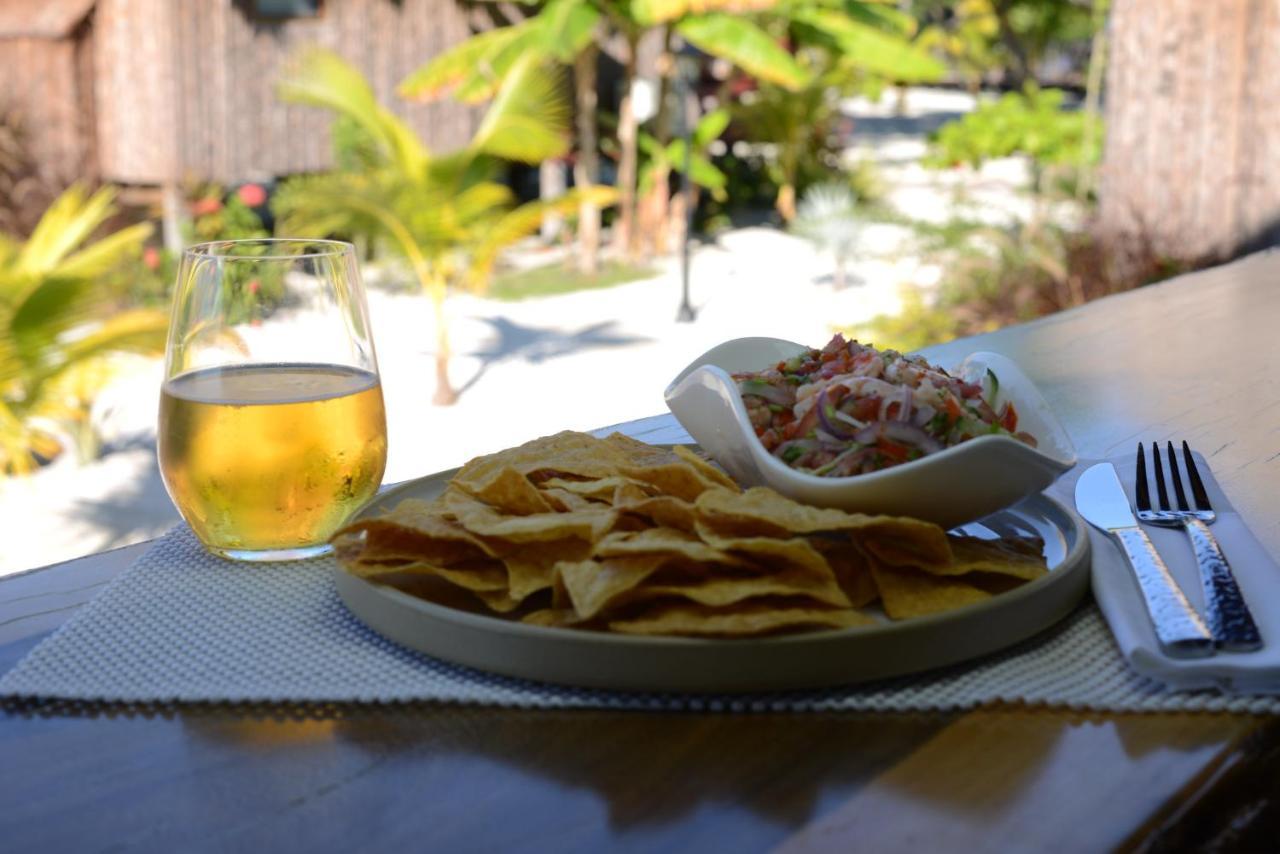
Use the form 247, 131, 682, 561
0, 0, 1158, 470
0, 187, 166, 473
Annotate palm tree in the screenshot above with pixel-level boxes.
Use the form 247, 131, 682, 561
401, 0, 810, 264
0, 186, 165, 474
274, 50, 613, 405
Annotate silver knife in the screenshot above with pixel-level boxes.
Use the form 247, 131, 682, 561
1075, 463, 1214, 658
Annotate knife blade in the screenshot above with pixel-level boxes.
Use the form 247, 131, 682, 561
1075, 463, 1214, 658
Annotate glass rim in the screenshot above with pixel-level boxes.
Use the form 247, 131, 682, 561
183, 238, 354, 261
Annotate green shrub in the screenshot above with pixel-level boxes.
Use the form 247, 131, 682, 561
925, 87, 1100, 186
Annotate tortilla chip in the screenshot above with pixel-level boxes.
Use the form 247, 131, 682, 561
541, 476, 643, 501
539, 487, 599, 513
672, 444, 740, 491
613, 493, 698, 533
557, 556, 668, 619
638, 565, 853, 609
946, 535, 1048, 581
333, 429, 1048, 637
443, 486, 617, 543
345, 557, 509, 593
810, 537, 879, 608
595, 528, 743, 566
453, 431, 626, 483
870, 562, 993, 619
459, 466, 553, 515
333, 499, 497, 563
694, 526, 834, 578
504, 539, 595, 601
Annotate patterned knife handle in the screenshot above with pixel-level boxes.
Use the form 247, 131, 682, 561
1113, 527, 1214, 658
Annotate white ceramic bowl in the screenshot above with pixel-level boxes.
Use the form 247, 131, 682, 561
663, 337, 1076, 528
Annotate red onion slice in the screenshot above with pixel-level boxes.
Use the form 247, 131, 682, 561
854, 420, 944, 455
815, 388, 856, 440
738, 378, 795, 408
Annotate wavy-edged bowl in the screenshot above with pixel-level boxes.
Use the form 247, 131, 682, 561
663, 337, 1076, 529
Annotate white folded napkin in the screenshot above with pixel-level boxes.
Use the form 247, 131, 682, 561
1051, 451, 1280, 694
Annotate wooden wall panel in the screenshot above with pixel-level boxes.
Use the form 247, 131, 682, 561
1099, 0, 1280, 261
93, 0, 179, 184
0, 35, 92, 185
90, 0, 479, 185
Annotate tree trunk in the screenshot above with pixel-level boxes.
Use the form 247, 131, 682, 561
427, 271, 457, 406
538, 160, 567, 242
1098, 0, 1280, 263
644, 28, 675, 255
574, 44, 601, 276
612, 31, 641, 258
991, 0, 1033, 90
776, 183, 796, 223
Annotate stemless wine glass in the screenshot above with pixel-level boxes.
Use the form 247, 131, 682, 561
158, 239, 388, 561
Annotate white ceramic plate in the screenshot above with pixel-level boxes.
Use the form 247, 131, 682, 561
664, 337, 1077, 529
334, 468, 1091, 694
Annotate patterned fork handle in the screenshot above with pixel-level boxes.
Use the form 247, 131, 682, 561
1180, 516, 1263, 651
1137, 442, 1263, 651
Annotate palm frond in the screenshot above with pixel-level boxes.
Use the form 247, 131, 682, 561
9, 276, 111, 372
7, 308, 168, 418
278, 49, 430, 178
788, 9, 944, 81
51, 221, 152, 281
533, 0, 601, 62
676, 15, 810, 90
469, 57, 571, 164
398, 23, 535, 104
0, 397, 43, 474
633, 0, 779, 26
273, 172, 392, 240
16, 186, 116, 275
466, 186, 617, 291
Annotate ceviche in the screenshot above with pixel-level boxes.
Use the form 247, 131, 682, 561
733, 335, 1037, 477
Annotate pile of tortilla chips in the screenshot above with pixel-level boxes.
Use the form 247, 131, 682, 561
332, 431, 1048, 638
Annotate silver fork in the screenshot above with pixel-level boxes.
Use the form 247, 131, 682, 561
1135, 442, 1263, 651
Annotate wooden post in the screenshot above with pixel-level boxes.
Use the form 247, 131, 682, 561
160, 180, 185, 255
1098, 0, 1280, 262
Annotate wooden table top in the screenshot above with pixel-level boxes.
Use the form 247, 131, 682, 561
5, 252, 1280, 851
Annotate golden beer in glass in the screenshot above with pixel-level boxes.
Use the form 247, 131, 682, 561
158, 241, 387, 561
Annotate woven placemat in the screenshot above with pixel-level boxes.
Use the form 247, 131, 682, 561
2, 526, 1278, 713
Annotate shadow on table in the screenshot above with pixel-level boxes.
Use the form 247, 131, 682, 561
457, 316, 651, 399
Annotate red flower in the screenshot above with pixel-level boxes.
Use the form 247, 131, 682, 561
142, 246, 160, 270
247, 279, 261, 294
191, 197, 222, 216
237, 183, 267, 207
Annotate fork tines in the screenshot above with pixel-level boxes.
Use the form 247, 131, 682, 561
1179, 440, 1212, 510
1136, 441, 1212, 513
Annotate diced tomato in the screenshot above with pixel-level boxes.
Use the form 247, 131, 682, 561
785, 406, 819, 440
943, 394, 963, 419
958, 381, 983, 398
877, 440, 910, 462
850, 396, 881, 422
1000, 402, 1019, 432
